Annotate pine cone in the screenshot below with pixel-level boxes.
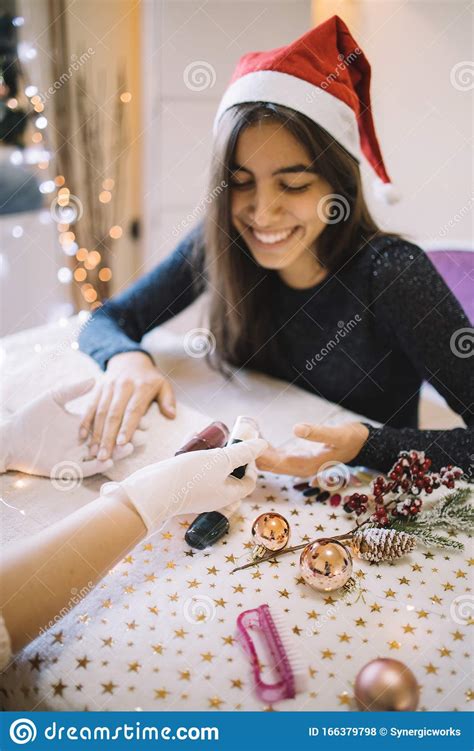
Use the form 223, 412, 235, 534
351, 527, 417, 563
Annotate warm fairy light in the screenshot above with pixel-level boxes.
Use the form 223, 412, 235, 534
76, 247, 88, 262
102, 178, 114, 190
84, 288, 98, 303
59, 231, 75, 245
7, 98, 18, 109
82, 283, 93, 291
57, 222, 69, 232
55, 175, 65, 187
85, 251, 101, 270
90, 301, 102, 310
109, 225, 123, 239
57, 267, 72, 284
30, 95, 41, 105
38, 161, 49, 169
32, 132, 42, 143
120, 92, 132, 103
33, 103, 44, 113
35, 116, 47, 129
99, 190, 112, 204
74, 268, 87, 282
99, 267, 112, 282
25, 85, 38, 97
58, 187, 70, 197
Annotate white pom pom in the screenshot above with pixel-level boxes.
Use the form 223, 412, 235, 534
373, 178, 401, 205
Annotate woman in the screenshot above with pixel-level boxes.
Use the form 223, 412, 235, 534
0, 384, 266, 669
78, 16, 472, 475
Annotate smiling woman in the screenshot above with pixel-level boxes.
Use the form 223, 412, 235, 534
78, 15, 473, 474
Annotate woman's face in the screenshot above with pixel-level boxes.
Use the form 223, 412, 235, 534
230, 120, 333, 287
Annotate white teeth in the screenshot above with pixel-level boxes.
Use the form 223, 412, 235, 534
252, 227, 295, 244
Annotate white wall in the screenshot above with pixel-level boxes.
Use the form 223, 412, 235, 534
314, 0, 473, 246
141, 0, 472, 336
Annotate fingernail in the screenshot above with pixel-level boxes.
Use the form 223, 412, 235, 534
90, 443, 99, 456
295, 423, 311, 437
98, 448, 108, 461
167, 406, 176, 416
79, 427, 88, 439
116, 434, 126, 445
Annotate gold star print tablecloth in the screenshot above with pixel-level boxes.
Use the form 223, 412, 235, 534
2, 472, 472, 712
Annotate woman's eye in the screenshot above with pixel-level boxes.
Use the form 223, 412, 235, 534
281, 183, 311, 193
230, 181, 253, 190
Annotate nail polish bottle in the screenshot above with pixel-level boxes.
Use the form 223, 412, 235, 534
184, 415, 260, 550
174, 421, 229, 455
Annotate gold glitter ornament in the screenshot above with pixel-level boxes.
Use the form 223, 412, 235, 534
251, 512, 290, 560
299, 538, 353, 591
354, 658, 420, 711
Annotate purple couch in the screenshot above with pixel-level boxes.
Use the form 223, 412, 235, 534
426, 248, 473, 324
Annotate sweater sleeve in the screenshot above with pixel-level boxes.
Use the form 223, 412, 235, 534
79, 222, 206, 370
351, 238, 474, 473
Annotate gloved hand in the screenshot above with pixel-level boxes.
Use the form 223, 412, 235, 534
101, 437, 268, 535
0, 378, 136, 478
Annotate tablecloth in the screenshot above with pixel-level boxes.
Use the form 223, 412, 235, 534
0, 316, 472, 711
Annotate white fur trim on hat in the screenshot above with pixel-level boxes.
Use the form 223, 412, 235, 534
213, 69, 361, 163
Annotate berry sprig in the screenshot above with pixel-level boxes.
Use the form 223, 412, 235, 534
343, 450, 463, 527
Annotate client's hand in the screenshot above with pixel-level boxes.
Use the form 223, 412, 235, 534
1, 378, 135, 477
102, 437, 268, 535
79, 351, 176, 462
256, 422, 369, 478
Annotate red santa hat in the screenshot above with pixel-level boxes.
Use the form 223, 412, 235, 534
213, 15, 400, 204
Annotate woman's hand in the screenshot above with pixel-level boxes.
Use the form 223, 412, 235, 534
102, 437, 268, 534
1, 379, 134, 477
79, 351, 176, 461
256, 422, 369, 478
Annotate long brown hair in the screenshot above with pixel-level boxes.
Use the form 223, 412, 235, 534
193, 102, 397, 374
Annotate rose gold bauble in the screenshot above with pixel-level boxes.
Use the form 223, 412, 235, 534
354, 658, 420, 711
299, 538, 352, 591
251, 512, 290, 552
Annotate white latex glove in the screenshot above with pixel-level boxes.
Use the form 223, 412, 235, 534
101, 437, 268, 535
0, 378, 135, 478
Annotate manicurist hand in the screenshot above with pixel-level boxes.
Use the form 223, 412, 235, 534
101, 437, 268, 535
79, 351, 177, 462
256, 422, 369, 479
0, 378, 135, 477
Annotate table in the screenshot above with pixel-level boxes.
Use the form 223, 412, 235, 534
0, 316, 471, 711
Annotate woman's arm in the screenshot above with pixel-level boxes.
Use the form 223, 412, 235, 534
77, 222, 207, 458
352, 240, 473, 472
0, 492, 146, 653
79, 221, 206, 371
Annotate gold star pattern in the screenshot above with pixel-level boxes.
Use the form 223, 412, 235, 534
8, 472, 470, 713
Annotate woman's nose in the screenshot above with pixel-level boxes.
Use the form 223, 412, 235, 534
249, 187, 281, 226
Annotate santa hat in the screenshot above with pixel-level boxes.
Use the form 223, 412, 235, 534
213, 15, 400, 204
